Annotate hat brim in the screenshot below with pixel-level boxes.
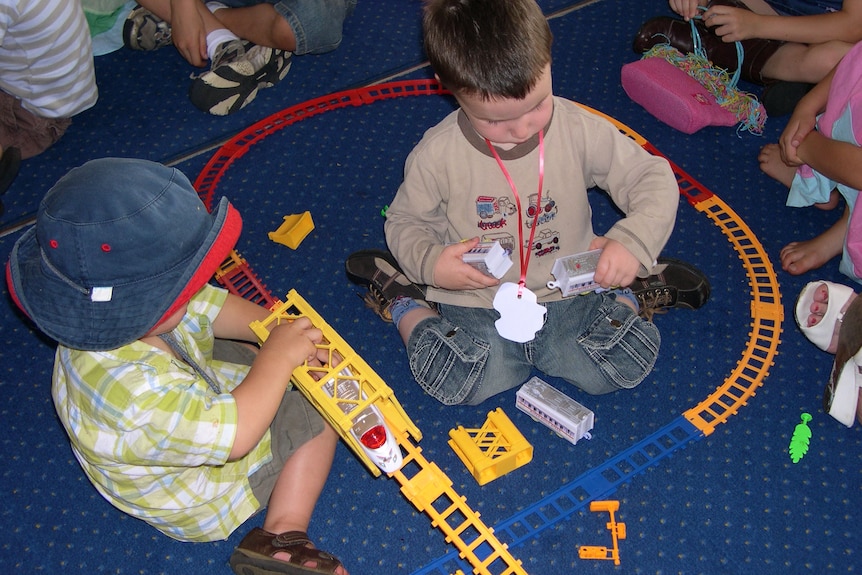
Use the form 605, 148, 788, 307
7, 197, 242, 351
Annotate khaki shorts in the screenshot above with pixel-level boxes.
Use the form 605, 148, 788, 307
212, 339, 326, 507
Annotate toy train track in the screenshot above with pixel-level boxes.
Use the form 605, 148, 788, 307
196, 81, 782, 575
216, 257, 528, 575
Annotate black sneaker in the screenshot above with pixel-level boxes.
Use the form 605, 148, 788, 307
123, 5, 172, 51
188, 40, 292, 116
629, 257, 711, 318
345, 249, 427, 322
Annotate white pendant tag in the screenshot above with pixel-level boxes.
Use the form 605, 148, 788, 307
493, 281, 546, 343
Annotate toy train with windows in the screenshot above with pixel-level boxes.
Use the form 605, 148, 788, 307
516, 376, 595, 445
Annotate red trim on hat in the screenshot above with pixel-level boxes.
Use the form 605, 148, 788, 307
152, 202, 242, 330
5, 260, 29, 318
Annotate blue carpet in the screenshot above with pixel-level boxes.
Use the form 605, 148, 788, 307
1, 1, 859, 574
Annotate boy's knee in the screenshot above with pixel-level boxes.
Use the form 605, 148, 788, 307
407, 317, 492, 405
579, 305, 660, 391
277, 0, 356, 55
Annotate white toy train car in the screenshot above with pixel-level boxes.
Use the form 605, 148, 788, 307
515, 376, 594, 445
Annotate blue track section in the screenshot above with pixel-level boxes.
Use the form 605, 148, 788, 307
411, 416, 704, 575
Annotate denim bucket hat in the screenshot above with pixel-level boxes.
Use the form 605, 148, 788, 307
6, 158, 242, 351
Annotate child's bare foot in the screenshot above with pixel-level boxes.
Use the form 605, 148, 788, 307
780, 208, 848, 275
780, 239, 839, 275
758, 143, 796, 187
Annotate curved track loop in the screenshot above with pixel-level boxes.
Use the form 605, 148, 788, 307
579, 104, 784, 436
198, 81, 784, 575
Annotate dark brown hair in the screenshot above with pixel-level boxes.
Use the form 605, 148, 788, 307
423, 0, 553, 100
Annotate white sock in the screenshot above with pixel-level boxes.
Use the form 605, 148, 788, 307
206, 29, 240, 61
206, 2, 228, 13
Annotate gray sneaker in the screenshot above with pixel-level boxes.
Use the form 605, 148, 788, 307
188, 40, 293, 116
123, 4, 172, 51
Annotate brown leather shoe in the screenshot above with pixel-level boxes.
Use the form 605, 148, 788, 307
632, 11, 783, 84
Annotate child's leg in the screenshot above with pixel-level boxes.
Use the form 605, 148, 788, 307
233, 391, 348, 573
761, 40, 853, 83
780, 206, 848, 275
534, 295, 660, 395
211, 0, 356, 54
262, 423, 338, 535
209, 3, 297, 51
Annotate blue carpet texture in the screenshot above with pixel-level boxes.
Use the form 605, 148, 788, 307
1, 1, 859, 574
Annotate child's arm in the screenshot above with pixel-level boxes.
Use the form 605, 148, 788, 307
212, 294, 324, 460
703, 1, 862, 45
795, 132, 862, 191
138, 0, 210, 66
779, 66, 834, 166
211, 292, 271, 341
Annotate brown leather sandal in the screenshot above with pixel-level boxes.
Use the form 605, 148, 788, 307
229, 528, 345, 575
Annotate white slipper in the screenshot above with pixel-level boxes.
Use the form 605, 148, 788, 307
824, 352, 861, 427
823, 295, 862, 427
795, 280, 856, 352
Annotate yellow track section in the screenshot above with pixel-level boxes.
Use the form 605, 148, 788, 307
249, 289, 527, 575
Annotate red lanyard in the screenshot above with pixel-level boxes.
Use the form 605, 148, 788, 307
485, 130, 545, 297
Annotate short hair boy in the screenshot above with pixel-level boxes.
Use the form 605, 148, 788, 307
6, 158, 347, 575
346, 0, 710, 406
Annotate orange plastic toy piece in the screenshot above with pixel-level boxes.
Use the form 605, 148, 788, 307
578, 500, 626, 566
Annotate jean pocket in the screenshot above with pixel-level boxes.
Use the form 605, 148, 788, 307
578, 303, 660, 389
409, 319, 490, 405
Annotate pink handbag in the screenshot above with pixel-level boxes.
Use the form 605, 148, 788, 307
621, 21, 765, 135
621, 56, 738, 134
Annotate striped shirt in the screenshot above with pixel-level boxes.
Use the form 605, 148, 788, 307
52, 285, 273, 542
0, 0, 98, 117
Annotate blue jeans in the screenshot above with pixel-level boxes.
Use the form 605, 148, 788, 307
217, 0, 357, 54
406, 292, 660, 406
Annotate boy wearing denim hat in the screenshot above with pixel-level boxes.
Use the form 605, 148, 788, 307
346, 0, 710, 406
6, 158, 348, 575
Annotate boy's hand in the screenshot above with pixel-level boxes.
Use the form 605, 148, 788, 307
433, 237, 501, 291
170, 0, 209, 67
589, 238, 641, 289
702, 5, 759, 42
780, 111, 817, 166
669, 0, 702, 21
258, 317, 323, 371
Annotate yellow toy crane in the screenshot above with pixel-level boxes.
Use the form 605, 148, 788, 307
248, 287, 528, 575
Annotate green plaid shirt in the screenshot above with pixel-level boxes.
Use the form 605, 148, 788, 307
52, 285, 273, 542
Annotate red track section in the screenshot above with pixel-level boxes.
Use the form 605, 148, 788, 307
194, 80, 449, 210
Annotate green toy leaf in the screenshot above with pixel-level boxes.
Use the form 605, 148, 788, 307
788, 412, 812, 464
